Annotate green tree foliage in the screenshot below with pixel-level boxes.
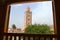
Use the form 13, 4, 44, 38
12, 24, 16, 29
25, 24, 52, 34
25, 24, 52, 40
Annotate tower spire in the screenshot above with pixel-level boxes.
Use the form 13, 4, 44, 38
26, 6, 30, 12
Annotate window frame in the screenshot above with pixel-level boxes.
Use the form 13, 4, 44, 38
4, 0, 57, 34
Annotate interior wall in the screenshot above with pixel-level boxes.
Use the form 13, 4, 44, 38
54, 0, 60, 40
54, 0, 60, 36
0, 3, 7, 40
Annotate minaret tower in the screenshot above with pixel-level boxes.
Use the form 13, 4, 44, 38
22, 7, 32, 31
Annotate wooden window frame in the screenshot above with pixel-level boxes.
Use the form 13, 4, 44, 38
4, 0, 57, 34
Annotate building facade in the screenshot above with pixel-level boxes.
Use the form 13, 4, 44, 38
8, 28, 23, 33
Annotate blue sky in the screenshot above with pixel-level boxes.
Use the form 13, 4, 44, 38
8, 1, 53, 28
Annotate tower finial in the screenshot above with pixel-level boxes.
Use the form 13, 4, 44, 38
26, 6, 30, 11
